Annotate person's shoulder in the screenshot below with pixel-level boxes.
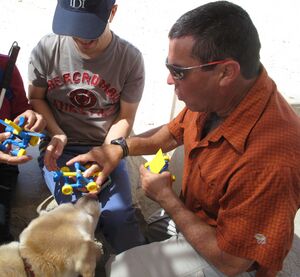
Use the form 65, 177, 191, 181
32, 33, 69, 58
0, 54, 9, 61
0, 54, 9, 67
113, 32, 142, 56
37, 33, 60, 46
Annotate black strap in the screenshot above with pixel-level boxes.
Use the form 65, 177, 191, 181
0, 41, 20, 90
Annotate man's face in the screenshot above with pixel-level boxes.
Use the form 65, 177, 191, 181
166, 36, 221, 112
71, 5, 117, 58
72, 37, 98, 52
72, 24, 110, 58
72, 35, 104, 58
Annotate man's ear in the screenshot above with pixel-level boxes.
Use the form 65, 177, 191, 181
109, 4, 118, 23
219, 61, 240, 87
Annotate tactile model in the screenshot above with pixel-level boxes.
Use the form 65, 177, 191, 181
0, 116, 45, 156
53, 162, 111, 195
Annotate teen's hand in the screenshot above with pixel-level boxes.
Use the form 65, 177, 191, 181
44, 134, 67, 171
0, 132, 32, 164
14, 110, 46, 132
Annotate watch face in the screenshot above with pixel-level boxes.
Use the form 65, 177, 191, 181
116, 138, 123, 144
111, 137, 128, 158
111, 137, 125, 145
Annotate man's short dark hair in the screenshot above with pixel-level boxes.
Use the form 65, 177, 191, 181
169, 1, 261, 79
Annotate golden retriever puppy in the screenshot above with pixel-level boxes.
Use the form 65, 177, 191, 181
0, 195, 102, 277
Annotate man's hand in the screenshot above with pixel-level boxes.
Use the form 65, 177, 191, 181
0, 132, 32, 164
67, 144, 123, 186
139, 165, 175, 204
14, 110, 46, 132
44, 134, 67, 171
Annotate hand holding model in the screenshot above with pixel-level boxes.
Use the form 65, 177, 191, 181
0, 112, 46, 164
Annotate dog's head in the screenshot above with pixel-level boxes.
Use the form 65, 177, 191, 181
74, 194, 101, 233
17, 195, 102, 277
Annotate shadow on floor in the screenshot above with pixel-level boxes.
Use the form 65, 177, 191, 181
10, 147, 49, 238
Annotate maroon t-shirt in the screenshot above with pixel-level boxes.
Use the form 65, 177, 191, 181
0, 54, 31, 132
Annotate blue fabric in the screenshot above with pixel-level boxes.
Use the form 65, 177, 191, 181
38, 145, 145, 254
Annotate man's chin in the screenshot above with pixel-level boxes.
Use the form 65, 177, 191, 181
185, 103, 201, 112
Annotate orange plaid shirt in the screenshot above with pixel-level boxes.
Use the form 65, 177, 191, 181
168, 67, 300, 276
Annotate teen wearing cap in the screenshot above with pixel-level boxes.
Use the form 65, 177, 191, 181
68, 1, 300, 276
28, 0, 145, 254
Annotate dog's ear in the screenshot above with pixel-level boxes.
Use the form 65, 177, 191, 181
36, 195, 58, 215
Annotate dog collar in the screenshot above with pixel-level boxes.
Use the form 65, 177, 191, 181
22, 258, 35, 277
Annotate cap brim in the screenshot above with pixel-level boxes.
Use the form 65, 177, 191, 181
52, 4, 108, 40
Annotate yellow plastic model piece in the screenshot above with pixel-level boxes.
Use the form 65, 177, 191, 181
17, 148, 26, 156
144, 149, 169, 173
4, 119, 22, 135
62, 185, 73, 195
86, 182, 99, 192
29, 136, 39, 146
144, 149, 176, 181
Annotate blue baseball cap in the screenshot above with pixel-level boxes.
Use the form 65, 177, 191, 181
52, 0, 116, 40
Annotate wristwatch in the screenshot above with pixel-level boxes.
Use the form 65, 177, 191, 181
110, 137, 129, 158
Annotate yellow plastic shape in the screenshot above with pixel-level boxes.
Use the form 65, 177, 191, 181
4, 119, 22, 135
62, 185, 73, 195
29, 136, 39, 146
86, 182, 99, 192
145, 149, 168, 174
17, 148, 26, 156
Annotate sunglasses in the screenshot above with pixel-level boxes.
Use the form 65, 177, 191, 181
165, 58, 226, 80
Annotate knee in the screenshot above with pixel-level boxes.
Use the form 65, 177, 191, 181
100, 208, 137, 229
